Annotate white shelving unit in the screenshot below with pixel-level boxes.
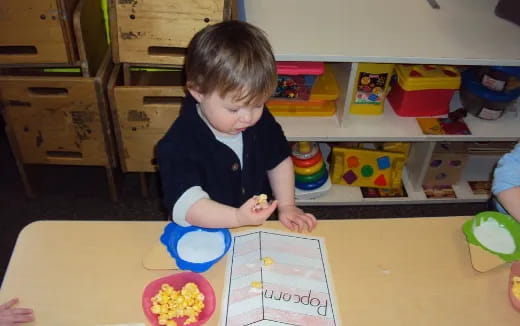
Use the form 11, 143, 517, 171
241, 0, 520, 205
298, 168, 490, 206
242, 0, 520, 65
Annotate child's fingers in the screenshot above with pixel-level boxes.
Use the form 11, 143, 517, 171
279, 217, 295, 231
0, 298, 19, 310
13, 308, 33, 315
302, 213, 317, 231
265, 200, 278, 214
12, 308, 34, 322
291, 213, 317, 233
258, 200, 277, 222
290, 217, 305, 233
245, 196, 260, 207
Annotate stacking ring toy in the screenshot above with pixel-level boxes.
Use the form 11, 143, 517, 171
294, 160, 324, 175
295, 169, 328, 190
292, 151, 323, 168
295, 164, 327, 183
292, 142, 319, 160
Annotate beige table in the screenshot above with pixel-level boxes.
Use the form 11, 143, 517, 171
0, 218, 518, 325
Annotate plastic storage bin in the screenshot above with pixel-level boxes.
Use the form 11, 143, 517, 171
273, 61, 325, 100
387, 64, 461, 117
267, 64, 338, 116
460, 70, 520, 120
477, 66, 520, 92
266, 99, 336, 116
309, 64, 339, 100
349, 63, 394, 115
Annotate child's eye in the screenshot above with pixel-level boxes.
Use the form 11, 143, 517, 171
228, 108, 240, 113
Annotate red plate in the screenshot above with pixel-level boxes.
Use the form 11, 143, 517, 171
142, 272, 216, 326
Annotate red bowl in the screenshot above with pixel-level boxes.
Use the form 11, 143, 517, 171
142, 272, 216, 326
510, 261, 520, 312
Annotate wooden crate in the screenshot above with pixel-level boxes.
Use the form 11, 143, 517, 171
110, 0, 231, 65
108, 64, 185, 172
0, 52, 115, 167
0, 0, 108, 77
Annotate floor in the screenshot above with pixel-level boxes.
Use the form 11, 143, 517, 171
0, 117, 489, 284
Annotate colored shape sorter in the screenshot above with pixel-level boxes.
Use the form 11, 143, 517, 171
331, 147, 406, 189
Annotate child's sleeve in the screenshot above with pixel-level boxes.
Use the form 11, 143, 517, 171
492, 143, 520, 196
172, 186, 209, 226
261, 108, 291, 170
157, 138, 206, 217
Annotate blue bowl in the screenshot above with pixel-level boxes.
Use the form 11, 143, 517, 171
160, 223, 232, 273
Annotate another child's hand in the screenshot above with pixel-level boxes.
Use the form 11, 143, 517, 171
235, 196, 278, 227
0, 298, 34, 326
278, 205, 317, 233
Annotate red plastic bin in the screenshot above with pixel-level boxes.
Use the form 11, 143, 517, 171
387, 64, 461, 117
387, 83, 457, 117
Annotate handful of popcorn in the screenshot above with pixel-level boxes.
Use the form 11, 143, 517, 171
513, 276, 520, 300
150, 282, 205, 325
252, 194, 270, 212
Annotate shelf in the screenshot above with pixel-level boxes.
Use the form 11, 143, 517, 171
282, 97, 520, 142
242, 0, 520, 66
296, 168, 490, 206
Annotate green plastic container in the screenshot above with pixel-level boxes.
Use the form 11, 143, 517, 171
463, 211, 520, 262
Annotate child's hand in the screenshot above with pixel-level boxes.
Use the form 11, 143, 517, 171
278, 205, 317, 232
0, 298, 34, 326
235, 196, 278, 227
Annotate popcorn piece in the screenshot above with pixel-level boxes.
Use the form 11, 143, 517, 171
252, 194, 270, 212
513, 276, 520, 300
257, 194, 267, 204
150, 282, 205, 325
262, 257, 274, 266
250, 281, 263, 289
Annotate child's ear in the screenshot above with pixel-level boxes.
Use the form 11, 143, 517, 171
187, 87, 204, 103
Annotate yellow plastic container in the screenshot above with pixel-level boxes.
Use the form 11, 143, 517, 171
394, 64, 461, 91
349, 63, 395, 115
266, 100, 336, 116
310, 64, 339, 101
330, 147, 406, 189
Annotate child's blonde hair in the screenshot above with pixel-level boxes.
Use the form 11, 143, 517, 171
185, 20, 277, 106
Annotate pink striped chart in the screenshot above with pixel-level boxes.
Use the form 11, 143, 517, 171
220, 230, 340, 326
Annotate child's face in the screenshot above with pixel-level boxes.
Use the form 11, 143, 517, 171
190, 89, 265, 136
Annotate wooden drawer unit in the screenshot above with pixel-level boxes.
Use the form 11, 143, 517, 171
0, 0, 108, 77
110, 0, 230, 65
0, 0, 78, 64
0, 55, 115, 167
108, 64, 185, 172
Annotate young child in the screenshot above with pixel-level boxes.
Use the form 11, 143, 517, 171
492, 142, 520, 222
0, 298, 33, 326
157, 21, 317, 232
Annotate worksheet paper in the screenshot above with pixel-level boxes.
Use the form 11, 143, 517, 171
220, 229, 340, 325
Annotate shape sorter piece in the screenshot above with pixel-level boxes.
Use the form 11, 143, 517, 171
377, 156, 391, 170
361, 165, 374, 177
374, 174, 387, 187
343, 170, 358, 184
331, 147, 406, 189
347, 156, 359, 168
